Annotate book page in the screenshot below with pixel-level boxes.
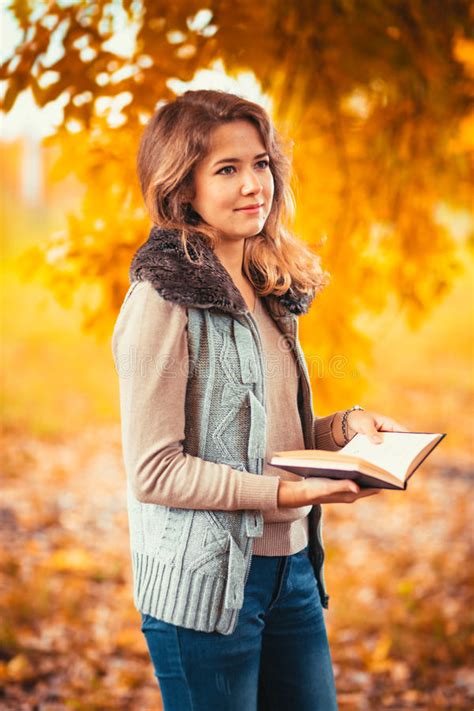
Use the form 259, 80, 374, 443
341, 432, 441, 480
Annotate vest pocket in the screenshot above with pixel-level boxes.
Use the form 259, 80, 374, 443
186, 535, 229, 577
185, 548, 229, 578
202, 510, 235, 540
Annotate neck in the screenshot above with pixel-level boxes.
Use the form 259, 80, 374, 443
213, 237, 246, 283
129, 226, 315, 316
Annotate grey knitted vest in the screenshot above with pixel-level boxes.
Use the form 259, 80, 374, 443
125, 227, 329, 635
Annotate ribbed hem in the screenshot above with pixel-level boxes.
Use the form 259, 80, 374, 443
314, 413, 343, 451
253, 516, 309, 556
132, 551, 241, 635
235, 471, 280, 511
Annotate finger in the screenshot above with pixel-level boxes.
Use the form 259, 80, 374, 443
355, 488, 382, 497
381, 421, 410, 432
326, 478, 360, 495
347, 412, 384, 444
352, 414, 385, 444
323, 488, 381, 504
361, 426, 384, 444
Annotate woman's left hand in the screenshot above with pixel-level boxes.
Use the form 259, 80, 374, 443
332, 409, 410, 446
346, 409, 410, 444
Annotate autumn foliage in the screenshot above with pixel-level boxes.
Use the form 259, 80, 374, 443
1, 1, 473, 709
2, 2, 473, 377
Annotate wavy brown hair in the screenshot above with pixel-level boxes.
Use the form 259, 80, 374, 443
136, 89, 328, 297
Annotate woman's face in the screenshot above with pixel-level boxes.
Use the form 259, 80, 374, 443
189, 120, 274, 243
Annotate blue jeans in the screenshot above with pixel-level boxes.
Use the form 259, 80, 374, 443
141, 546, 338, 711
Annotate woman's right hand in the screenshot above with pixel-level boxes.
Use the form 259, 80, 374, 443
277, 477, 381, 507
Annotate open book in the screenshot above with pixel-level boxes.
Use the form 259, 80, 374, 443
269, 432, 446, 490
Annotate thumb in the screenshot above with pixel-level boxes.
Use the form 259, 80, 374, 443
362, 427, 384, 444
335, 479, 360, 494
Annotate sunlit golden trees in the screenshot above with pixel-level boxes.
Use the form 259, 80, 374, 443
2, 0, 473, 401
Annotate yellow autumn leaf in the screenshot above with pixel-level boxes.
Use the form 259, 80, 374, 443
453, 36, 474, 75
7, 654, 37, 682
367, 632, 393, 673
448, 113, 474, 154
44, 547, 97, 574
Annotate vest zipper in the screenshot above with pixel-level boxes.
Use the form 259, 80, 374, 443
289, 316, 328, 602
242, 310, 328, 605
241, 311, 267, 589
243, 311, 266, 477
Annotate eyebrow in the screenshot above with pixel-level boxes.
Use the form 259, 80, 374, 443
212, 152, 269, 167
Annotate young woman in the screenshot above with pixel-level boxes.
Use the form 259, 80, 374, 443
112, 89, 407, 711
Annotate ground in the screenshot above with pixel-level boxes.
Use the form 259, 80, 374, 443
1, 426, 472, 710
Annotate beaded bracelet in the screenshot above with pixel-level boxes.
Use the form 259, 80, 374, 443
341, 405, 364, 444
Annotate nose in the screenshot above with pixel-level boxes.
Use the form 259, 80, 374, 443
241, 169, 263, 196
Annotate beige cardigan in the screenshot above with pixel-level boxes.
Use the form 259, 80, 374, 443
113, 280, 342, 557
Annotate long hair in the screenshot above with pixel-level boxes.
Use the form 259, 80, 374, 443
136, 89, 329, 297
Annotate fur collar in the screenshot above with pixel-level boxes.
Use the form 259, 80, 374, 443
129, 226, 314, 317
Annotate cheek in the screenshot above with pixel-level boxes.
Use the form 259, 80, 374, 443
265, 175, 275, 203
265, 171, 275, 193
193, 187, 218, 216
201, 184, 227, 207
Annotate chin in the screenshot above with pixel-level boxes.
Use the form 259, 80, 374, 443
218, 221, 265, 241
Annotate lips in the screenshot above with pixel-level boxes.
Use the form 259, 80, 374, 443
236, 203, 264, 211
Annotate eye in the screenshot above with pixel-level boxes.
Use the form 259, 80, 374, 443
256, 159, 270, 169
217, 165, 235, 175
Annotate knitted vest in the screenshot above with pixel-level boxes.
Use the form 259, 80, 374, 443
124, 227, 329, 635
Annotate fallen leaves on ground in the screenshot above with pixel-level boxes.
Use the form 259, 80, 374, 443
0, 426, 472, 710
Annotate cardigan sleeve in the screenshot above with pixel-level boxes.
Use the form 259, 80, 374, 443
112, 280, 280, 512
313, 413, 345, 452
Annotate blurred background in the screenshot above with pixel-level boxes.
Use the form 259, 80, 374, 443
1, 1, 473, 709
